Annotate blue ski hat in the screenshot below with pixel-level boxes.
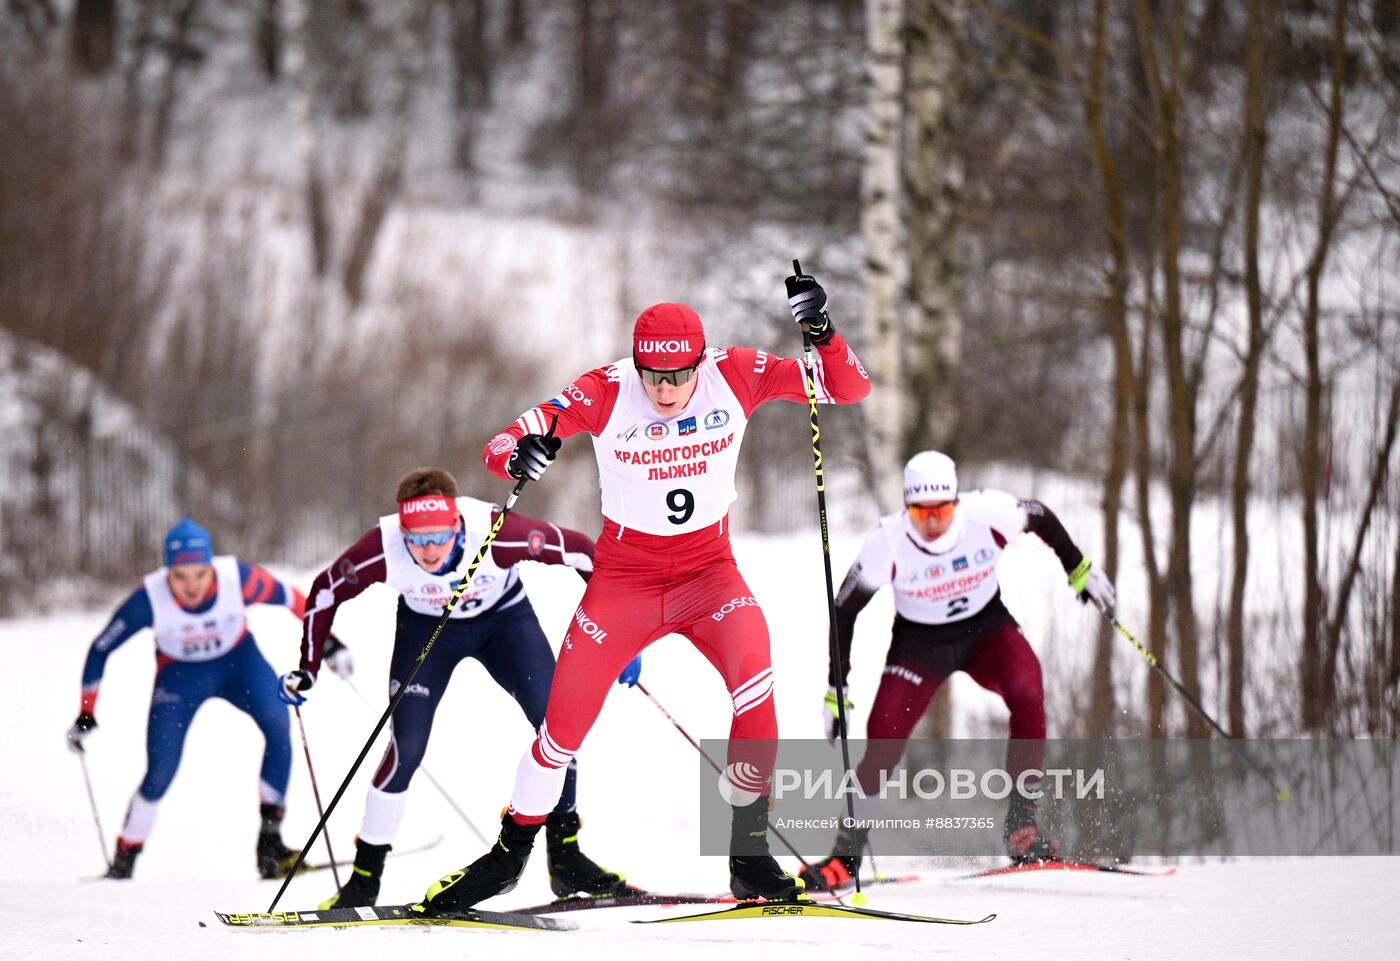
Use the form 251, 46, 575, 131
164, 517, 213, 567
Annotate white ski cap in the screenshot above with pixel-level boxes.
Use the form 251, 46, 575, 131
903, 450, 958, 503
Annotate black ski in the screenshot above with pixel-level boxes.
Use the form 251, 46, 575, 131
513, 891, 724, 915
631, 900, 995, 925
512, 873, 926, 915
214, 902, 575, 932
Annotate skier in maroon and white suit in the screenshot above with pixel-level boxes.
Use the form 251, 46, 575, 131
417, 269, 870, 915
801, 450, 1117, 891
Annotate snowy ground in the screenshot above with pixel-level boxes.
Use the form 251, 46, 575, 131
3, 535, 1397, 960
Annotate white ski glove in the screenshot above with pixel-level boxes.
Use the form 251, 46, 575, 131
822, 687, 853, 744
322, 633, 355, 680
1069, 558, 1116, 610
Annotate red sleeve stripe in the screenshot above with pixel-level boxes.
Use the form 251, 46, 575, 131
517, 407, 551, 436
287, 586, 308, 619
242, 567, 277, 605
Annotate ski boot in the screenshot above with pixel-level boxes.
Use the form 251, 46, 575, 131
416, 812, 540, 917
545, 811, 630, 898
256, 803, 302, 879
103, 838, 142, 880
1005, 793, 1060, 864
728, 796, 804, 902
799, 825, 866, 892
319, 838, 392, 909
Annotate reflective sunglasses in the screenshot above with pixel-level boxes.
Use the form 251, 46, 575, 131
637, 363, 700, 388
403, 529, 455, 548
906, 501, 957, 522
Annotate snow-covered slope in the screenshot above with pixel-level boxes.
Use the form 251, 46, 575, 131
3, 536, 1396, 960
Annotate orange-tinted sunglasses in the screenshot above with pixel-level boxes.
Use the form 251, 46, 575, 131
906, 501, 957, 522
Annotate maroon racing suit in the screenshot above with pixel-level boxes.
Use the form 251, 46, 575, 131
832, 491, 1087, 793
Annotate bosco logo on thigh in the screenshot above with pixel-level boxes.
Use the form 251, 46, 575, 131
711, 595, 758, 622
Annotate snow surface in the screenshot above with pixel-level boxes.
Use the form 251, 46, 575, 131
3, 535, 1397, 960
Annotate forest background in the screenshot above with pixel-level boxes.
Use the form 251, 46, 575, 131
2, 0, 1397, 743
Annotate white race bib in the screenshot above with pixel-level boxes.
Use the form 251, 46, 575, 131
591, 351, 749, 535
882, 491, 1024, 624
145, 556, 248, 662
379, 496, 519, 618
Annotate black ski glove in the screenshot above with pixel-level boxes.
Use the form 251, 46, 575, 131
785, 265, 835, 346
67, 713, 98, 753
507, 433, 563, 482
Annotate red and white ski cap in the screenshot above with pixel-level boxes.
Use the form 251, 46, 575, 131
632, 303, 705, 369
398, 494, 460, 530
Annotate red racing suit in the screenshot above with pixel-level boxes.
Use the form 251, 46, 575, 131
482, 337, 870, 819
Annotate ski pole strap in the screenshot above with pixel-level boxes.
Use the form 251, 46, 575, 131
823, 688, 852, 713
1067, 557, 1093, 593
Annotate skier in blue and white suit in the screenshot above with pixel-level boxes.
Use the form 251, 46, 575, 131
66, 518, 346, 880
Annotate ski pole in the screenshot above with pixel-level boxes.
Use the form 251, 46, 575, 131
790, 259, 865, 904
634, 682, 812, 871
75, 746, 112, 870
1093, 603, 1290, 802
269, 417, 558, 911
294, 706, 342, 890
342, 677, 489, 846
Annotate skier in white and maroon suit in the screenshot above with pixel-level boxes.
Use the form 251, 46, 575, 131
418, 270, 871, 915
800, 451, 1118, 890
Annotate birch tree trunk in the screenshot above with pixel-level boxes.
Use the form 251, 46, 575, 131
901, 0, 962, 458
862, 0, 906, 504
899, 0, 963, 741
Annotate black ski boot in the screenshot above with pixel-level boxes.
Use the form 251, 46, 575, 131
104, 838, 142, 880
545, 811, 629, 898
728, 796, 804, 902
799, 825, 866, 892
1005, 793, 1060, 864
319, 839, 392, 909
416, 813, 540, 917
256, 803, 301, 879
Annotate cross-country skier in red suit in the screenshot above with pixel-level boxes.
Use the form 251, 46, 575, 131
417, 268, 871, 915
283, 467, 639, 908
799, 451, 1117, 891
